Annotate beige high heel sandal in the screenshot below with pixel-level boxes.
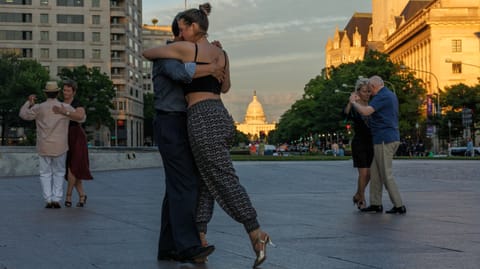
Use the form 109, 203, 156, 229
252, 231, 275, 268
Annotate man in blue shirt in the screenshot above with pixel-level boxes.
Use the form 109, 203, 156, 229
349, 75, 406, 214
149, 17, 224, 262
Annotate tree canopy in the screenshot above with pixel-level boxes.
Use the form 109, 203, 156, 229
271, 51, 427, 146
0, 54, 50, 145
58, 66, 116, 130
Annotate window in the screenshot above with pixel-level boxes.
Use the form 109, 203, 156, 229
0, 0, 32, 4
57, 14, 84, 24
92, 15, 100, 25
22, 48, 32, 58
57, 49, 84, 59
452, 39, 462, 53
40, 0, 48, 5
0, 30, 32, 40
40, 14, 48, 24
57, 32, 84, 41
452, 63, 462, 74
40, 48, 49, 58
40, 31, 49, 41
92, 32, 100, 42
92, 49, 101, 59
0, 13, 32, 23
92, 0, 99, 7
57, 0, 83, 7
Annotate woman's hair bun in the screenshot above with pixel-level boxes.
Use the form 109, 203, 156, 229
199, 3, 211, 16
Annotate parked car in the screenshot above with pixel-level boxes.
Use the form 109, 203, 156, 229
448, 147, 480, 156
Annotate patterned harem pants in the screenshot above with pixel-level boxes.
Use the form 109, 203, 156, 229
187, 99, 260, 233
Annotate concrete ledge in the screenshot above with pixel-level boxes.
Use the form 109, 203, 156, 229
0, 146, 162, 177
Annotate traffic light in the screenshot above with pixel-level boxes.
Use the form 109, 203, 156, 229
346, 123, 351, 134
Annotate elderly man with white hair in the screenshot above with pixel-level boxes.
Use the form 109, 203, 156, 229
349, 75, 406, 214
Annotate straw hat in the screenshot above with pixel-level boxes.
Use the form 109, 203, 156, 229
44, 81, 60, 92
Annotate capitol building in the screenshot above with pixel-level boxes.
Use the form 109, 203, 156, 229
235, 91, 276, 139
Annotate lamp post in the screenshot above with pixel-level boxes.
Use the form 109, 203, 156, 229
445, 58, 480, 69
383, 80, 396, 94
400, 65, 441, 154
415, 122, 419, 142
448, 120, 452, 146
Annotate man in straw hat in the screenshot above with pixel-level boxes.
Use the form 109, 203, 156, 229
19, 81, 82, 209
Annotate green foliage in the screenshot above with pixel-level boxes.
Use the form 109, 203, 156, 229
273, 51, 426, 143
58, 66, 115, 129
233, 127, 250, 146
0, 54, 50, 145
439, 83, 480, 140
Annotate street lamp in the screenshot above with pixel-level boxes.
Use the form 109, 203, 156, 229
383, 80, 396, 94
445, 58, 480, 68
335, 89, 350, 94
448, 120, 452, 146
415, 122, 419, 142
401, 64, 441, 154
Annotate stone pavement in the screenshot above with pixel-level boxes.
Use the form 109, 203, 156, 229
0, 160, 479, 269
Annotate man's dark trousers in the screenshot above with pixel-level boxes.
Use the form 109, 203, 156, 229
155, 112, 201, 254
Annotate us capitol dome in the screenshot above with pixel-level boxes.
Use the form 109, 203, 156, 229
235, 91, 276, 139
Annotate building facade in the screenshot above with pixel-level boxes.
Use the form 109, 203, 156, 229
0, 0, 145, 147
142, 21, 173, 95
326, 0, 480, 95
235, 91, 276, 140
325, 13, 372, 68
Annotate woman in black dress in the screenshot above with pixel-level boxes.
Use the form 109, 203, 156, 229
343, 78, 373, 209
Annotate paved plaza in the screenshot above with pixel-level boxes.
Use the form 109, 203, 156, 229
0, 160, 479, 269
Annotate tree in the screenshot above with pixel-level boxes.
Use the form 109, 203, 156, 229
273, 51, 426, 145
440, 83, 480, 143
0, 54, 50, 145
58, 66, 115, 130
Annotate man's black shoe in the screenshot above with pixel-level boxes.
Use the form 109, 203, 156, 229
157, 250, 180, 261
178, 245, 215, 261
45, 202, 53, 208
51, 202, 61, 209
360, 205, 383, 213
386, 205, 406, 214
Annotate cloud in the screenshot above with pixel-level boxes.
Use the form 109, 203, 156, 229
231, 52, 321, 68
214, 16, 349, 43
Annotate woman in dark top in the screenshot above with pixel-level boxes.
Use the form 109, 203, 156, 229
143, 3, 272, 268
54, 80, 93, 207
343, 78, 373, 209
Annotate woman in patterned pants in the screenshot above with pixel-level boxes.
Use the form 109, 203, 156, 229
143, 4, 273, 267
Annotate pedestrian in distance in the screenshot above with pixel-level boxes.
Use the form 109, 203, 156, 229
343, 77, 373, 210
349, 75, 406, 214
466, 137, 474, 157
52, 79, 93, 208
19, 81, 81, 209
143, 3, 274, 267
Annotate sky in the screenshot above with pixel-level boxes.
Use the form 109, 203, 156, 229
142, 0, 372, 122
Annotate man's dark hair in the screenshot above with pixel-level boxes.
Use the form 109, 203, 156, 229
45, 91, 59, 99
171, 16, 180, 37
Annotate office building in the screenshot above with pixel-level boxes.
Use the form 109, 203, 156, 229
0, 0, 144, 147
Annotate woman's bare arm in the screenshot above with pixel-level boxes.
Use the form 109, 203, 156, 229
142, 42, 193, 62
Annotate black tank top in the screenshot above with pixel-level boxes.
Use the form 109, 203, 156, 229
183, 44, 224, 95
